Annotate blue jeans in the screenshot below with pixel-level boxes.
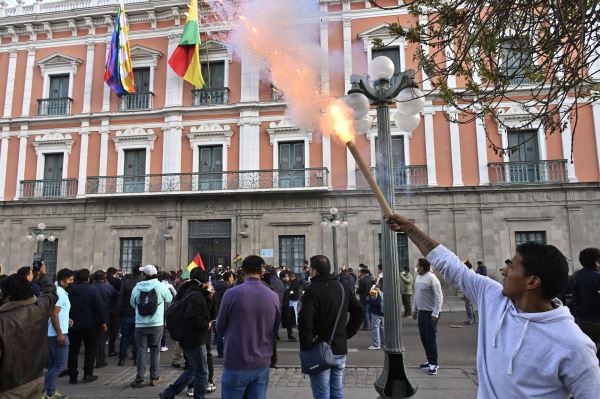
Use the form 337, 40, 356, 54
309, 355, 346, 399
221, 367, 270, 399
362, 303, 370, 329
44, 335, 69, 396
215, 329, 225, 357
163, 345, 207, 399
417, 310, 439, 366
464, 297, 475, 323
371, 314, 384, 348
119, 315, 136, 361
134, 326, 163, 381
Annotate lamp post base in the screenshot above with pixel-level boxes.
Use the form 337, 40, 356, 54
374, 352, 417, 398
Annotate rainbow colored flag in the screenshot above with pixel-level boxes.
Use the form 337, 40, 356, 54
181, 253, 205, 279
104, 0, 136, 96
168, 0, 204, 88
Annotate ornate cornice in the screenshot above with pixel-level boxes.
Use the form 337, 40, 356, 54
187, 123, 233, 147
32, 132, 75, 155
266, 119, 313, 144
113, 126, 157, 151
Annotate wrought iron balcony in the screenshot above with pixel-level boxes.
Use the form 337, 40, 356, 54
271, 87, 285, 102
120, 92, 154, 111
37, 97, 72, 116
488, 160, 567, 184
86, 168, 329, 195
192, 88, 230, 106
20, 179, 78, 199
363, 165, 428, 188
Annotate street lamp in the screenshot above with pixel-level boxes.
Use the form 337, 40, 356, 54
345, 56, 423, 398
25, 222, 56, 261
320, 207, 348, 274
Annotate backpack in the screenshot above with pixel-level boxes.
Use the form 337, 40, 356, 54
137, 289, 159, 316
165, 291, 194, 341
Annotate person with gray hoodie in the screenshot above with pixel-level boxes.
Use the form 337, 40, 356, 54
387, 213, 600, 399
129, 265, 173, 388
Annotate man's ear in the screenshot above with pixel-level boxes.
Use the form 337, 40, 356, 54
525, 275, 542, 292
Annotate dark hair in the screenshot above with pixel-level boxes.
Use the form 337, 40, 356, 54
377, 264, 382, 271
517, 242, 568, 300
106, 267, 118, 276
132, 265, 142, 277
93, 270, 107, 281
310, 255, 331, 276
418, 258, 431, 272
57, 268, 74, 283
403, 266, 410, 272
1, 274, 34, 301
465, 261, 473, 269
32, 261, 43, 271
477, 261, 483, 266
242, 255, 265, 275
223, 271, 234, 281
17, 266, 33, 278
75, 269, 91, 283
579, 248, 600, 269
190, 268, 209, 283
505, 259, 513, 265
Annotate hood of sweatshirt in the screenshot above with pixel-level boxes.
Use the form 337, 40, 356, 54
492, 298, 573, 375
135, 278, 161, 292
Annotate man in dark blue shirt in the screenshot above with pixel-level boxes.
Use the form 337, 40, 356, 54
573, 247, 600, 360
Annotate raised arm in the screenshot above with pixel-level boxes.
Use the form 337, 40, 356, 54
387, 214, 500, 304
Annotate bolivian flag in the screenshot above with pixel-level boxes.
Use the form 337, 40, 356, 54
182, 252, 206, 279
168, 0, 204, 88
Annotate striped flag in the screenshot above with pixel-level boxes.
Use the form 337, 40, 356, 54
182, 253, 205, 279
104, 0, 136, 96
168, 0, 205, 88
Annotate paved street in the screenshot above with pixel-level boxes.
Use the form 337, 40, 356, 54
57, 299, 479, 398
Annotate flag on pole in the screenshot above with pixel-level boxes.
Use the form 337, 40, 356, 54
168, 0, 205, 88
233, 254, 242, 264
182, 252, 206, 279
104, 0, 136, 96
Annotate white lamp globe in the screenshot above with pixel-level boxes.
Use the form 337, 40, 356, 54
368, 56, 395, 82
332, 220, 341, 227
330, 207, 338, 215
353, 117, 371, 135
396, 87, 426, 116
320, 220, 329, 228
394, 111, 421, 132
344, 92, 370, 119
26, 233, 34, 241
36, 233, 45, 242
48, 233, 56, 242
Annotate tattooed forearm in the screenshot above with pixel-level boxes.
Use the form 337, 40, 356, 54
406, 226, 439, 256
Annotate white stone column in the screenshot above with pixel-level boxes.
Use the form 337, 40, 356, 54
593, 103, 600, 178
165, 33, 183, 107
82, 41, 95, 114
342, 15, 356, 189
163, 114, 182, 174
3, 49, 18, 118
424, 107, 437, 186
320, 8, 332, 187
449, 111, 463, 186
239, 110, 261, 170
240, 51, 260, 102
102, 42, 111, 112
99, 121, 109, 176
21, 47, 36, 117
14, 127, 28, 200
77, 126, 90, 196
0, 127, 10, 200
560, 108, 576, 182
419, 16, 431, 91
475, 116, 489, 184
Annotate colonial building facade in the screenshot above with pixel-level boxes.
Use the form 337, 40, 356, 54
0, 0, 599, 279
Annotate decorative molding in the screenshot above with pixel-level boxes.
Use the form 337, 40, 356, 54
36, 52, 82, 76
24, 23, 36, 41
496, 105, 542, 130
113, 126, 157, 151
147, 11, 157, 30
32, 132, 75, 155
67, 19, 77, 36
269, 221, 314, 227
266, 119, 313, 144
188, 123, 233, 147
504, 216, 554, 222
42, 21, 53, 39
84, 17, 95, 35
199, 39, 232, 62
111, 224, 152, 230
130, 44, 163, 69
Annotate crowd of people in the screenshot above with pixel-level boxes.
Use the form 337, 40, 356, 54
0, 214, 599, 398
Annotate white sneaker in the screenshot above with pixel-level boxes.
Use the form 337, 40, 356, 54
186, 387, 194, 397
160, 346, 168, 352
428, 364, 439, 375
368, 345, 381, 350
206, 382, 217, 393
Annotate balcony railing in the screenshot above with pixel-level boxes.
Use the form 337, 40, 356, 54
192, 88, 230, 106
20, 179, 78, 199
362, 165, 428, 188
37, 97, 72, 116
488, 160, 567, 184
120, 92, 154, 111
271, 87, 285, 102
86, 168, 329, 195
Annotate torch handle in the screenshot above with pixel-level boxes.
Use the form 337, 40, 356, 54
346, 141, 394, 216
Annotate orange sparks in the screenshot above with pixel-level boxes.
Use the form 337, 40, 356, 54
325, 100, 355, 144
252, 27, 258, 34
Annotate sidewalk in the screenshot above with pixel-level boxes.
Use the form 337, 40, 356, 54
57, 365, 478, 399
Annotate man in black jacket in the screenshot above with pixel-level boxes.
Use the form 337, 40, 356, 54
160, 267, 210, 399
0, 273, 57, 397
106, 267, 121, 357
356, 268, 373, 330
116, 265, 141, 366
573, 247, 600, 360
298, 255, 364, 399
67, 269, 106, 384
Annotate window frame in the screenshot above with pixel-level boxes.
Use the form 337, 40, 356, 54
278, 235, 306, 274
119, 237, 143, 273
515, 231, 547, 246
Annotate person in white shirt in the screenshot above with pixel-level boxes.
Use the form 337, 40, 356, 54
387, 213, 600, 399
412, 258, 443, 375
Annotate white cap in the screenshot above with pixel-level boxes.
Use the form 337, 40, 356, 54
139, 264, 158, 276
